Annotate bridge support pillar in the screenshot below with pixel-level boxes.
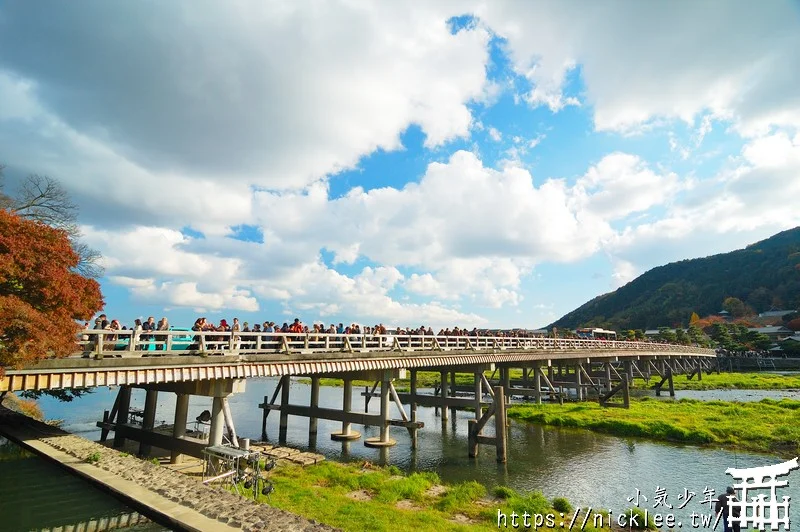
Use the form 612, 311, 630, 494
604, 362, 613, 393
170, 393, 189, 464
410, 370, 418, 449
474, 371, 483, 419
440, 371, 449, 426
208, 396, 224, 447
467, 385, 507, 463
279, 375, 290, 443
365, 374, 396, 448
501, 367, 511, 404
624, 360, 634, 383
112, 386, 131, 449
533, 364, 542, 404
331, 378, 361, 441
575, 364, 583, 401
450, 372, 457, 419
138, 389, 158, 457
309, 376, 320, 448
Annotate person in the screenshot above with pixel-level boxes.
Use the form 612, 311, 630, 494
715, 486, 741, 532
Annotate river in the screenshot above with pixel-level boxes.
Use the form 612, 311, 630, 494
0, 437, 167, 531
34, 379, 800, 527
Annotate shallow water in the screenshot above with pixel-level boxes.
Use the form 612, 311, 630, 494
37, 379, 800, 527
0, 438, 167, 531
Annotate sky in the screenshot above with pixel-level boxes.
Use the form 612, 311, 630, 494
1, 1, 799, 331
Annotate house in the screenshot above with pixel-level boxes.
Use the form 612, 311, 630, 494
758, 309, 797, 319
717, 310, 732, 320
746, 326, 794, 341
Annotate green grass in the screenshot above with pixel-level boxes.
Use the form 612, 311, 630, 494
232, 461, 603, 531
662, 372, 800, 391
85, 451, 101, 464
508, 397, 800, 456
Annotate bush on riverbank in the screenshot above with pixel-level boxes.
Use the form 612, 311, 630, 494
238, 460, 600, 531
508, 397, 800, 456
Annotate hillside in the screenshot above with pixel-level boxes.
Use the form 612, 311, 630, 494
549, 227, 800, 331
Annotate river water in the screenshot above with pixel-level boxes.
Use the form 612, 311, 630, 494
0, 438, 166, 531
34, 379, 800, 528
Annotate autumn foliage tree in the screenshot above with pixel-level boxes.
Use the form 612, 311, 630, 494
0, 209, 103, 376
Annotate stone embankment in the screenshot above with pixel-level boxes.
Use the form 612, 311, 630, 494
0, 405, 338, 531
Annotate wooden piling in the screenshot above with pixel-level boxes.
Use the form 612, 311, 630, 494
113, 386, 131, 448
309, 376, 320, 447
494, 386, 507, 463
410, 370, 418, 448
139, 389, 158, 456
279, 375, 290, 443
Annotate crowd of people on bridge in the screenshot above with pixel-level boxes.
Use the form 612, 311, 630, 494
84, 314, 562, 342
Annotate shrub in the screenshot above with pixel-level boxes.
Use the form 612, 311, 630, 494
493, 486, 516, 500
552, 496, 572, 513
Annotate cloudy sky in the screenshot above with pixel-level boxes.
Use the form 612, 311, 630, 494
1, 1, 799, 330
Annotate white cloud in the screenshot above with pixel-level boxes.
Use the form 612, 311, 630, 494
488, 127, 502, 142
0, 2, 492, 190
572, 152, 682, 220
610, 259, 638, 288
606, 132, 800, 272
476, 1, 800, 133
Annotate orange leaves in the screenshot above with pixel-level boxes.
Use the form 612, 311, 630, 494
0, 209, 104, 368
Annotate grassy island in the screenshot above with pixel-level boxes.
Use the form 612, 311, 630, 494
662, 371, 800, 391
239, 460, 612, 531
507, 397, 800, 456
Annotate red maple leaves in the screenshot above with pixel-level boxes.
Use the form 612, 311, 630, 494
0, 209, 104, 372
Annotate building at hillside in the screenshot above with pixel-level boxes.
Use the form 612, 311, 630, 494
747, 326, 794, 341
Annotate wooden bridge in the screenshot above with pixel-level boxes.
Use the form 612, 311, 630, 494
1, 329, 715, 392
1, 330, 718, 463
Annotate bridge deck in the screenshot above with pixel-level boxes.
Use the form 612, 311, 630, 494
1, 331, 715, 392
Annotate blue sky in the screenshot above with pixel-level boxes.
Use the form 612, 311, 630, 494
1, 1, 799, 330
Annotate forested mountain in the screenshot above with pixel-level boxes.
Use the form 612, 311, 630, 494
549, 227, 800, 331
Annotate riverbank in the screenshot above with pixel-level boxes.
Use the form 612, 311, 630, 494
507, 397, 800, 457
246, 460, 608, 531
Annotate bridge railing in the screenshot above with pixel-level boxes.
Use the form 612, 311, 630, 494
72, 329, 714, 358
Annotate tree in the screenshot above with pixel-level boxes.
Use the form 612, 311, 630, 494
0, 209, 104, 376
786, 318, 800, 331
675, 328, 689, 345
657, 327, 677, 343
689, 312, 701, 325
688, 325, 708, 346
722, 297, 748, 318
746, 287, 772, 313
0, 169, 103, 279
